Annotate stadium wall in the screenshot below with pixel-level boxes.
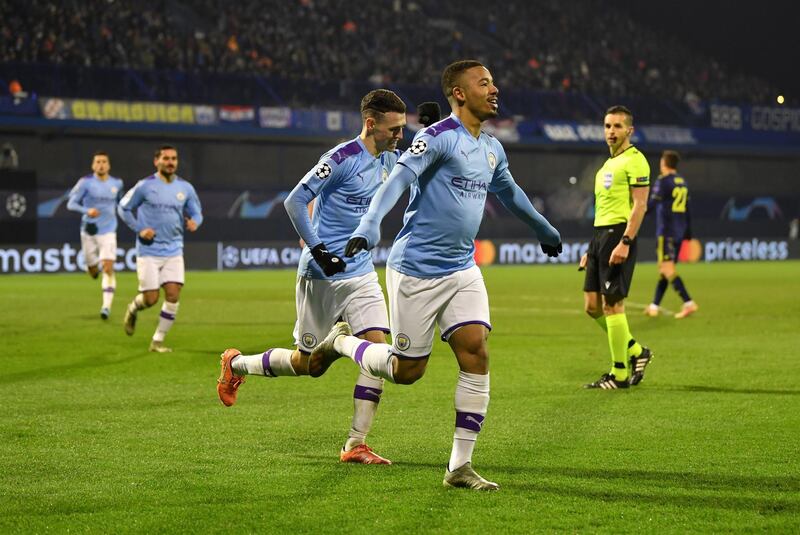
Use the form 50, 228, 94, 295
1, 237, 798, 275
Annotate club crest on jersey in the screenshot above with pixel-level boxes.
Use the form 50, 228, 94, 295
395, 333, 411, 351
381, 168, 389, 182
409, 139, 427, 155
603, 172, 613, 190
302, 333, 317, 348
487, 152, 497, 170
111, 187, 118, 194
176, 192, 186, 201
315, 162, 333, 179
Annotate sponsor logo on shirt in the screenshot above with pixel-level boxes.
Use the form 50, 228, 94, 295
636, 176, 648, 183
450, 177, 488, 200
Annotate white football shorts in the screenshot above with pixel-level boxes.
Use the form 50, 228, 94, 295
136, 255, 185, 292
293, 271, 389, 352
80, 231, 117, 267
386, 265, 491, 358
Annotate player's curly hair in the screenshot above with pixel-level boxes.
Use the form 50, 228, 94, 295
605, 105, 634, 125
360, 89, 406, 120
441, 60, 485, 100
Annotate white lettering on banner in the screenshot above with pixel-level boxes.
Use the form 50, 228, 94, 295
709, 105, 743, 130
704, 239, 789, 262
542, 124, 579, 141
576, 125, 605, 142
0, 244, 137, 273
640, 126, 697, 145
751, 107, 800, 132
498, 241, 589, 265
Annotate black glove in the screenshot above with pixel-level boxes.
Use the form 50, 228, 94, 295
84, 222, 98, 236
344, 237, 368, 257
541, 242, 562, 258
417, 101, 441, 127
310, 243, 347, 276
138, 235, 154, 245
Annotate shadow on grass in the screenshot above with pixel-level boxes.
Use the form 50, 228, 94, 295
0, 350, 150, 385
295, 454, 800, 494
656, 385, 800, 396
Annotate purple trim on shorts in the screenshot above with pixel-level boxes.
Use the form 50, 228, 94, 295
353, 341, 371, 366
455, 411, 485, 433
262, 349, 275, 377
440, 321, 492, 341
160, 281, 184, 287
395, 353, 430, 360
103, 287, 115, 293
159, 311, 176, 321
353, 326, 390, 337
353, 384, 383, 403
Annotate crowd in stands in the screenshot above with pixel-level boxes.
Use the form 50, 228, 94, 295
0, 0, 783, 108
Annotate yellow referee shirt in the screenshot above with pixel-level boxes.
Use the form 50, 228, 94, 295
593, 146, 650, 227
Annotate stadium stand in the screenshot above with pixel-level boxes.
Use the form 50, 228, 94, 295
0, 0, 788, 123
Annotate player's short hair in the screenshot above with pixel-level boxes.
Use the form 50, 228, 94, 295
605, 105, 634, 125
441, 60, 485, 100
360, 89, 406, 121
662, 150, 680, 169
92, 151, 109, 161
154, 145, 177, 158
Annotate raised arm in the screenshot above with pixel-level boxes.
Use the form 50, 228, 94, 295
494, 183, 562, 256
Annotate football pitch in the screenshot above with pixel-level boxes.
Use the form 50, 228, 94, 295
2, 261, 799, 533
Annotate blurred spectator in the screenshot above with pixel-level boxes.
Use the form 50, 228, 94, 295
0, 0, 788, 109
0, 143, 19, 170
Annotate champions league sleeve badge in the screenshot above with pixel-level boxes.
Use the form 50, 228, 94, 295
409, 139, 428, 155
315, 162, 333, 179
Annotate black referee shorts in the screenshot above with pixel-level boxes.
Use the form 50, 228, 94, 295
583, 222, 638, 298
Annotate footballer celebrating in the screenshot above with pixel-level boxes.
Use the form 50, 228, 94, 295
216, 89, 408, 465
67, 151, 124, 319
118, 145, 203, 353
325, 60, 562, 490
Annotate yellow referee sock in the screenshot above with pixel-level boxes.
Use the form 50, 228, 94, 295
605, 313, 631, 381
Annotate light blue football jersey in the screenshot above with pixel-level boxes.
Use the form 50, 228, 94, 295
67, 174, 124, 234
118, 174, 203, 257
295, 137, 400, 280
389, 114, 515, 277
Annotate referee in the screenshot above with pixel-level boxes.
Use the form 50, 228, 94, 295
580, 105, 653, 389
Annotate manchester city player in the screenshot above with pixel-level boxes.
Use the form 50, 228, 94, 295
118, 145, 203, 353
645, 150, 698, 319
579, 106, 653, 389
67, 151, 124, 320
217, 90, 407, 465
314, 60, 562, 490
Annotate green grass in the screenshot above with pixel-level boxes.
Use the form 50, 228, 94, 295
2, 262, 799, 533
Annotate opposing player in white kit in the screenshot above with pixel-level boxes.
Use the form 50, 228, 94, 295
329, 60, 563, 490
216, 90, 407, 465
118, 145, 203, 353
67, 151, 124, 319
